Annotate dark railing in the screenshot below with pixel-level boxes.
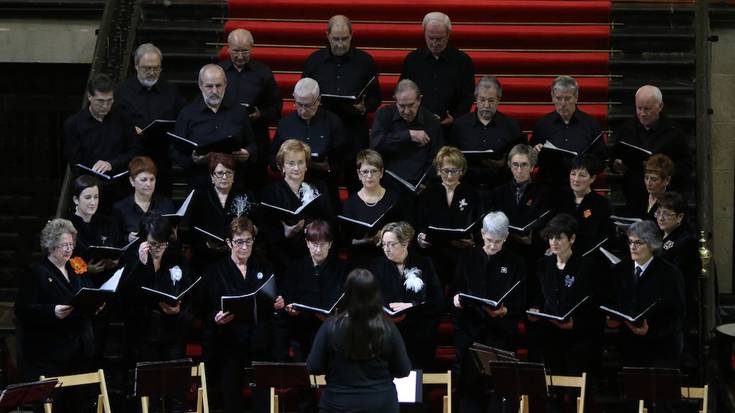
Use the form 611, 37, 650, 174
54, 0, 141, 218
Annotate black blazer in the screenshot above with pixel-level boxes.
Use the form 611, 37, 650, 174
15, 258, 95, 370
283, 254, 350, 310
416, 182, 485, 245
491, 181, 552, 233
370, 251, 443, 319
535, 253, 596, 331
554, 188, 614, 255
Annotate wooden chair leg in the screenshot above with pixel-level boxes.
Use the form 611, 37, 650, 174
141, 395, 150, 413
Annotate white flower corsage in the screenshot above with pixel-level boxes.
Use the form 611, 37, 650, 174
458, 198, 468, 211
298, 182, 320, 205
169, 266, 182, 285
230, 195, 252, 217
403, 267, 424, 293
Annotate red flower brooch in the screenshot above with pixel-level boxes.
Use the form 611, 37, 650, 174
583, 209, 592, 219
69, 257, 87, 275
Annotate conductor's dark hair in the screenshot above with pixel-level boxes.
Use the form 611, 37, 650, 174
71, 175, 101, 199
87, 73, 115, 95
341, 268, 390, 360
138, 211, 172, 243
540, 213, 578, 240
570, 154, 603, 176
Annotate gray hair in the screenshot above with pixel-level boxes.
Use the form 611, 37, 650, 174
475, 75, 503, 99
40, 218, 77, 253
628, 220, 663, 252
394, 78, 421, 97
198, 64, 226, 86
294, 77, 320, 99
328, 15, 352, 34
422, 11, 451, 32
635, 84, 663, 104
507, 144, 538, 168
551, 75, 578, 98
134, 43, 162, 66
482, 211, 510, 239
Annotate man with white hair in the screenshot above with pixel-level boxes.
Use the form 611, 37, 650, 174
115, 43, 184, 195
400, 11, 475, 127
612, 84, 690, 206
220, 28, 282, 190
171, 64, 256, 189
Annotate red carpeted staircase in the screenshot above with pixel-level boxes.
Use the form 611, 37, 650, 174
222, 0, 611, 132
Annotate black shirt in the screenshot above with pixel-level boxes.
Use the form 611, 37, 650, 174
112, 194, 176, 236
370, 105, 444, 184
370, 252, 443, 318
283, 254, 350, 309
220, 59, 282, 144
63, 106, 141, 173
530, 109, 606, 186
450, 110, 523, 188
306, 316, 411, 413
613, 113, 691, 204
67, 213, 122, 254
271, 108, 345, 169
114, 76, 184, 166
555, 189, 614, 255
400, 46, 475, 119
491, 180, 552, 233
170, 97, 256, 187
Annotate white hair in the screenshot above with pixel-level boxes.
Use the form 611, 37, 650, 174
635, 85, 663, 104
482, 211, 510, 239
551, 75, 578, 98
422, 11, 451, 32
294, 77, 320, 99
134, 43, 162, 66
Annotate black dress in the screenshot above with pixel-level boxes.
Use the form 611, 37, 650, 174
370, 251, 443, 369
118, 246, 195, 364
452, 247, 527, 413
283, 254, 351, 359
530, 253, 598, 375
202, 255, 287, 413
416, 182, 485, 286
306, 316, 411, 413
611, 257, 685, 367
112, 194, 176, 238
554, 189, 614, 255
259, 179, 335, 271
339, 188, 412, 267
187, 185, 257, 272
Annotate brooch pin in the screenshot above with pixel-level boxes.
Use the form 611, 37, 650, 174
458, 198, 468, 211
564, 274, 575, 288
583, 209, 592, 219
257, 272, 264, 280
500, 266, 508, 274
663, 240, 674, 250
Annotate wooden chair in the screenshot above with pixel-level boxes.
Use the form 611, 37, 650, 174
139, 362, 209, 413
39, 369, 111, 413
520, 373, 587, 413
637, 385, 709, 413
311, 370, 452, 413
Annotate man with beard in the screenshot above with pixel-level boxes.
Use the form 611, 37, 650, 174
171, 64, 256, 190
450, 76, 523, 190
115, 43, 184, 196
220, 29, 282, 191
302, 15, 381, 191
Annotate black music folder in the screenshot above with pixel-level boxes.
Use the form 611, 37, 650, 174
526, 296, 590, 322
167, 132, 240, 155
74, 164, 129, 181
599, 301, 657, 327
459, 280, 522, 309
140, 276, 202, 306
221, 274, 277, 324
290, 292, 344, 316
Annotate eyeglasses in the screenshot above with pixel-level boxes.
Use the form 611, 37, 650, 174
284, 160, 306, 169
510, 162, 531, 169
358, 168, 381, 177
439, 168, 462, 176
56, 243, 75, 251
654, 210, 678, 219
148, 241, 168, 251
213, 170, 234, 179
230, 48, 251, 55
382, 241, 403, 249
231, 238, 254, 248
139, 65, 161, 72
627, 239, 646, 248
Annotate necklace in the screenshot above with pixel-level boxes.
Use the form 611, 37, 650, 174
359, 188, 384, 207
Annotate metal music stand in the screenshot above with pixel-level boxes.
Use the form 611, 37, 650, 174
0, 379, 59, 412
470, 343, 519, 376
489, 360, 548, 413
251, 362, 313, 413
619, 367, 682, 413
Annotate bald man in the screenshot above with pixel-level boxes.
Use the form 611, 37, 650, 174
303, 15, 381, 191
612, 85, 691, 211
220, 28, 282, 190
400, 12, 475, 128
171, 64, 256, 189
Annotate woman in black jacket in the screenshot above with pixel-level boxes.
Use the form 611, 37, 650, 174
307, 268, 411, 413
